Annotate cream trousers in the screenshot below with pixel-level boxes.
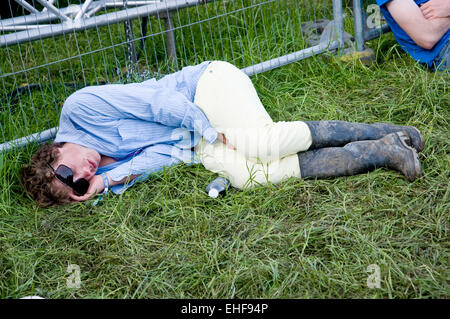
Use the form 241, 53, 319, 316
194, 61, 312, 189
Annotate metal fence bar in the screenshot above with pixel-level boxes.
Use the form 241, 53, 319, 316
34, 0, 71, 22
242, 41, 340, 77
75, 0, 95, 20
2, 1, 162, 27
332, 0, 344, 49
365, 23, 390, 41
14, 0, 40, 14
0, 1, 217, 47
161, 11, 178, 68
0, 127, 57, 152
353, 0, 365, 51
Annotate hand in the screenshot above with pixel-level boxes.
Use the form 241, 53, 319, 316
217, 132, 236, 150
420, 0, 450, 19
69, 174, 105, 202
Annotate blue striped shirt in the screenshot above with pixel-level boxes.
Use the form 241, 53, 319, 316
54, 61, 216, 194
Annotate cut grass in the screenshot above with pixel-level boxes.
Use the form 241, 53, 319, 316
0, 1, 449, 299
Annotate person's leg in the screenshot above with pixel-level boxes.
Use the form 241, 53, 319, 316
221, 122, 312, 162
297, 132, 422, 181
194, 61, 312, 163
194, 61, 423, 187
197, 131, 422, 189
304, 120, 425, 152
196, 138, 301, 189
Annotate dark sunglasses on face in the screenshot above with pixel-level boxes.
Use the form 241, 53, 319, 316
47, 163, 90, 196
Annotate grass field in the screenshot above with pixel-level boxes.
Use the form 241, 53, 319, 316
0, 1, 449, 299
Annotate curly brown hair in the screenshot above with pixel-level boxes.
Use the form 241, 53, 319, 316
20, 142, 72, 207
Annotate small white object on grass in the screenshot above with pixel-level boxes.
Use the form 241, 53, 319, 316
208, 188, 219, 198
206, 177, 230, 198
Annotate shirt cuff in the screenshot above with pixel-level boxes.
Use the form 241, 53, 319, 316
107, 166, 131, 183
203, 127, 218, 144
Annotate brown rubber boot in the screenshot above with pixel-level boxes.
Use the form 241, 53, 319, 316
304, 120, 425, 152
298, 132, 422, 181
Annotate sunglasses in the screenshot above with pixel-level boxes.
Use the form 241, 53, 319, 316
47, 163, 90, 196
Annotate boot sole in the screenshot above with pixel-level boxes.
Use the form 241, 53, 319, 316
395, 132, 422, 181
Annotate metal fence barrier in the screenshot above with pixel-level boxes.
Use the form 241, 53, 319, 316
0, 0, 351, 152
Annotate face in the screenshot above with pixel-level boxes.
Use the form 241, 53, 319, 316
51, 142, 101, 195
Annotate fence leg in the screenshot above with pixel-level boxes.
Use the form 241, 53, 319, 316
353, 0, 366, 51
332, 0, 345, 49
161, 11, 178, 71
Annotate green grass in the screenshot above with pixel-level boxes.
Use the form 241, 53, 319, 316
0, 1, 449, 298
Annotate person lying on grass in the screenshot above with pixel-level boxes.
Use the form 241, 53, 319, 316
376, 0, 449, 71
21, 61, 425, 208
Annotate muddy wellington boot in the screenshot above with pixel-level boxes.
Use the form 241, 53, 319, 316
305, 120, 425, 152
297, 132, 422, 181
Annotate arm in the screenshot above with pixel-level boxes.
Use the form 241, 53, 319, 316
385, 0, 450, 49
129, 86, 218, 143
420, 0, 450, 19
70, 148, 175, 202
72, 83, 218, 143
70, 173, 141, 202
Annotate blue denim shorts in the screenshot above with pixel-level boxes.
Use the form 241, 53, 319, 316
432, 39, 450, 72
